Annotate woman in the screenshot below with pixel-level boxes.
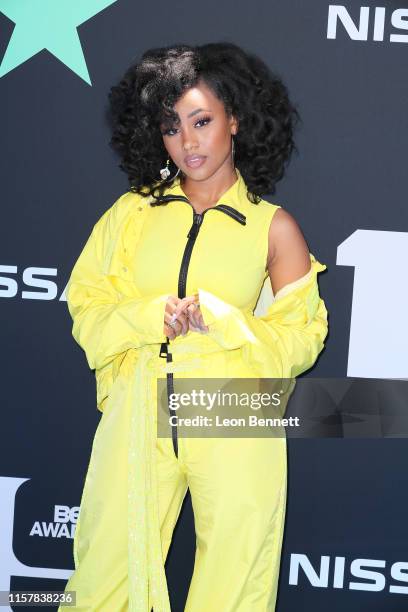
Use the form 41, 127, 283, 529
59, 42, 328, 612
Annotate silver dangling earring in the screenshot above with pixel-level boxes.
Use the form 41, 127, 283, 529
160, 158, 180, 181
231, 136, 236, 166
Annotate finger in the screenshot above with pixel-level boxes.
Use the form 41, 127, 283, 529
174, 296, 197, 317
163, 322, 176, 340
165, 295, 181, 316
173, 320, 184, 336
189, 320, 203, 333
187, 306, 207, 332
185, 297, 201, 318
192, 305, 206, 331
194, 308, 202, 328
197, 310, 209, 332
186, 304, 200, 328
176, 311, 189, 335
164, 313, 183, 336
168, 302, 183, 325
168, 309, 190, 336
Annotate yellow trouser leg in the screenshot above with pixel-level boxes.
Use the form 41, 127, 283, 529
183, 436, 287, 612
148, 437, 189, 610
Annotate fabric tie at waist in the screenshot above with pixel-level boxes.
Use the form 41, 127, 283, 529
127, 346, 170, 612
127, 335, 227, 612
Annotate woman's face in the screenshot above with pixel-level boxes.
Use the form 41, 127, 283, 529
160, 80, 238, 183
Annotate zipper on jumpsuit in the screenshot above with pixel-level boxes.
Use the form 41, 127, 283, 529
156, 193, 246, 458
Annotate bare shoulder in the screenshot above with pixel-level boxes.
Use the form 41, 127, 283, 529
266, 207, 312, 294
268, 207, 302, 247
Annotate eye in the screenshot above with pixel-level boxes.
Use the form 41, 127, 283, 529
162, 127, 178, 136
195, 115, 212, 128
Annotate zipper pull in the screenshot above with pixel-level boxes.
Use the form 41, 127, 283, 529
159, 340, 169, 358
187, 213, 203, 239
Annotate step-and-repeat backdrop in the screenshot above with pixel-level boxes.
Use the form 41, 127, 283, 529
1, 2, 407, 611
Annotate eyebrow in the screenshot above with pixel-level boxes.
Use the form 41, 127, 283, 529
187, 108, 212, 118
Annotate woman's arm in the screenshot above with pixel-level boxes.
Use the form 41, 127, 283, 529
66, 196, 170, 371
266, 208, 312, 296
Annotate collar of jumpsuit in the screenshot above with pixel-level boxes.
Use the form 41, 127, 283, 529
63, 165, 328, 612
166, 165, 249, 216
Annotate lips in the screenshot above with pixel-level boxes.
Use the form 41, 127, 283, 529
184, 155, 207, 168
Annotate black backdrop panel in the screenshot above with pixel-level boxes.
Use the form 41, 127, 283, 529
1, 1, 407, 610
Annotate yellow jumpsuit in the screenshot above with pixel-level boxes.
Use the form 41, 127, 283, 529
59, 168, 328, 612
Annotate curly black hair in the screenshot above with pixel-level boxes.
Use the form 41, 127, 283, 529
107, 41, 301, 204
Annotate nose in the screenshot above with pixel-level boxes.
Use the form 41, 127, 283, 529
181, 125, 199, 152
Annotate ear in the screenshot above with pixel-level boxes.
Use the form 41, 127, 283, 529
229, 114, 239, 135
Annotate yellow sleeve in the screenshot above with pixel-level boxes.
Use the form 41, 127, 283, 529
66, 196, 170, 372
198, 254, 328, 379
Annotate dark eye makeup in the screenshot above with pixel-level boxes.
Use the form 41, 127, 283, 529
161, 115, 212, 136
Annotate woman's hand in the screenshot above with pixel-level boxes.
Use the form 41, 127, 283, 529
183, 295, 209, 334
163, 294, 209, 339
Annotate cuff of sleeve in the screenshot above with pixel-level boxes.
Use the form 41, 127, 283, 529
197, 288, 227, 327
273, 253, 327, 302
198, 288, 257, 350
116, 292, 170, 344
144, 293, 171, 342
